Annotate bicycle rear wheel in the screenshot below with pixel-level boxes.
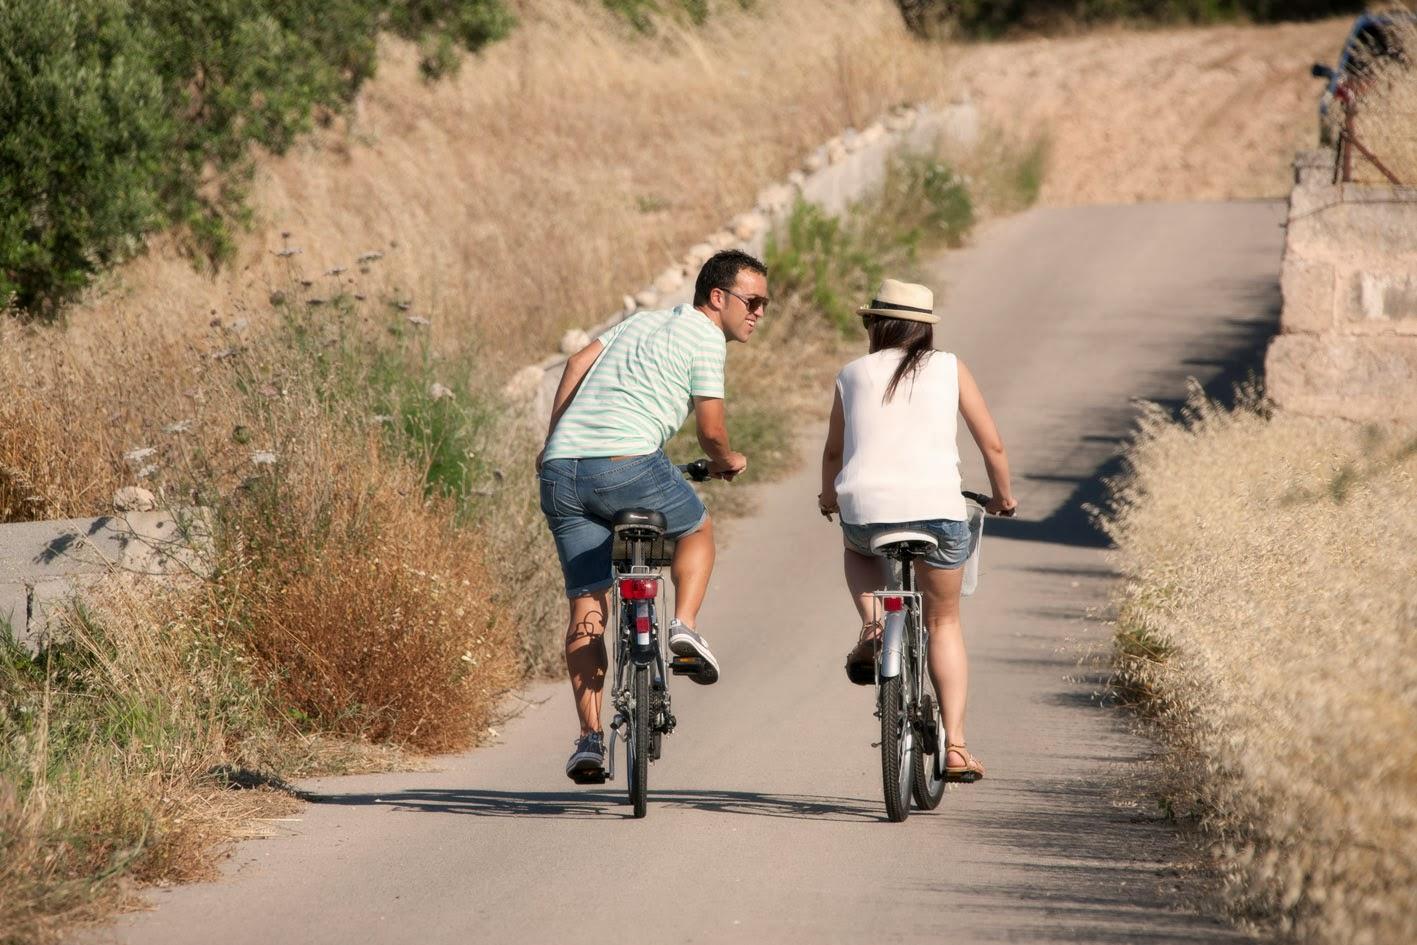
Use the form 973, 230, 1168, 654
880, 674, 913, 822
628, 664, 650, 819
911, 690, 946, 810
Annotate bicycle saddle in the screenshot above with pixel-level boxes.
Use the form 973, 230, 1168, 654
612, 508, 667, 535
869, 530, 939, 557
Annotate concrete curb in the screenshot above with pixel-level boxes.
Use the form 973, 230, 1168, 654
0, 509, 211, 653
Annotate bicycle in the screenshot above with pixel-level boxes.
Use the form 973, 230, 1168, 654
599, 459, 714, 819
868, 490, 1004, 822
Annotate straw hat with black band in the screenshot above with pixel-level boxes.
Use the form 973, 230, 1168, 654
857, 278, 939, 324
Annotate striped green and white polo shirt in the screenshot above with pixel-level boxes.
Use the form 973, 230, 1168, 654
544, 304, 726, 460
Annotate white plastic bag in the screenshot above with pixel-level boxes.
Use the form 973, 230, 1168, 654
961, 496, 985, 597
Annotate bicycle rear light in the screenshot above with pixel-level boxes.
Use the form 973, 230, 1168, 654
882, 596, 904, 612
619, 577, 659, 600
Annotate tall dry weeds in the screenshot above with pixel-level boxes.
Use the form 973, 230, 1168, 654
1104, 392, 1417, 943
0, 578, 297, 945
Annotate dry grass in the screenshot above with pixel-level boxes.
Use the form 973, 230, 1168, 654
43, 4, 1343, 381
55, 0, 949, 372
1103, 392, 1417, 944
0, 578, 296, 945
1343, 8, 1417, 185
956, 17, 1352, 204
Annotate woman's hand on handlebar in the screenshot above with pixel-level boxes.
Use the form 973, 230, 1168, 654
986, 494, 1018, 517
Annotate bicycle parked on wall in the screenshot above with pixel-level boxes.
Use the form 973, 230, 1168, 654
596, 459, 714, 819
868, 491, 1001, 822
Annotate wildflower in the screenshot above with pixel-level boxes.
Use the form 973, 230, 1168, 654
250, 451, 278, 466
124, 446, 156, 463
429, 383, 454, 401
371, 414, 395, 425
163, 420, 193, 434
406, 315, 430, 327
137, 463, 159, 479
273, 247, 302, 258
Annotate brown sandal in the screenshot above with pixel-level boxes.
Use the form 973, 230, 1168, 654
844, 620, 881, 686
944, 742, 985, 782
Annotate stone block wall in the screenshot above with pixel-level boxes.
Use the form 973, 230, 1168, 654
0, 510, 209, 652
1265, 150, 1417, 421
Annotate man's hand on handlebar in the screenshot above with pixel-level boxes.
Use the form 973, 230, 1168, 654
710, 451, 748, 482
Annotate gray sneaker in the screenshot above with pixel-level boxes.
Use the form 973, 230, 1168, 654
565, 731, 606, 783
668, 619, 720, 685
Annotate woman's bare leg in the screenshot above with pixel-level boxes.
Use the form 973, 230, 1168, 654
844, 547, 887, 630
913, 563, 974, 768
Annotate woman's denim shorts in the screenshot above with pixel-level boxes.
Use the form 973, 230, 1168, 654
540, 452, 707, 597
841, 518, 975, 570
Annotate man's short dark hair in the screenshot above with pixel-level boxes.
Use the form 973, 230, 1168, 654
693, 249, 767, 307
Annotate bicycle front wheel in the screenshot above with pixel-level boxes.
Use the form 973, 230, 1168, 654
880, 674, 913, 822
628, 664, 651, 819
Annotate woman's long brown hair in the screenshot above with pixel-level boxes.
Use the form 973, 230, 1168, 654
866, 315, 935, 403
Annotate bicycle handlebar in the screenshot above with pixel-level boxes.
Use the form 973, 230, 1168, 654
678, 459, 712, 483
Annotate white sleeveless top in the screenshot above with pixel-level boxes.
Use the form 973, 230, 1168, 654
834, 349, 965, 524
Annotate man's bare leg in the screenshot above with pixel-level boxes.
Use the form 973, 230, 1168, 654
565, 590, 610, 735
670, 515, 714, 628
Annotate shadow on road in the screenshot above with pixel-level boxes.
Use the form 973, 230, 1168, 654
309, 787, 883, 823
988, 282, 1280, 550
933, 776, 1247, 944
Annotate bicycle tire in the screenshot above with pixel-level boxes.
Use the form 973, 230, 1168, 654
629, 665, 650, 819
912, 690, 947, 810
880, 674, 913, 822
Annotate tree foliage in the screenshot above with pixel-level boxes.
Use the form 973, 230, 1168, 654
0, 0, 514, 316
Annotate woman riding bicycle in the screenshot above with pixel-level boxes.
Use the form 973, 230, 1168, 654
818, 279, 1017, 783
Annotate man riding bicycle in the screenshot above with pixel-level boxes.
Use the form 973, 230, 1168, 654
539, 250, 768, 782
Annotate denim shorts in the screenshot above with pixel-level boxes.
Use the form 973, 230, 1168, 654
540, 452, 707, 597
841, 518, 975, 570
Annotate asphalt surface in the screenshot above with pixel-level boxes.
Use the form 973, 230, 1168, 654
89, 200, 1287, 945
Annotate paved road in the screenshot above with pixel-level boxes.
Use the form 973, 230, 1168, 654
92, 201, 1286, 945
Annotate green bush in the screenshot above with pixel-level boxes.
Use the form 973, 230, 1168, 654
0, 0, 514, 316
896, 0, 1366, 38
766, 154, 974, 334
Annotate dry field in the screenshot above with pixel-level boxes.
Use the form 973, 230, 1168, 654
956, 17, 1348, 204
1104, 396, 1417, 944
38, 4, 1349, 378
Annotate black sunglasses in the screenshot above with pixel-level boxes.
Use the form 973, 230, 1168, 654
723, 288, 770, 314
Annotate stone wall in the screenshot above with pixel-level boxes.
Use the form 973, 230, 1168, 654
1265, 150, 1417, 422
0, 509, 208, 652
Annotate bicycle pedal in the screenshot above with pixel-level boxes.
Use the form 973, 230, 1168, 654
669, 656, 706, 675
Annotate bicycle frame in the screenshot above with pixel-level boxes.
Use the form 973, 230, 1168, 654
605, 549, 670, 781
